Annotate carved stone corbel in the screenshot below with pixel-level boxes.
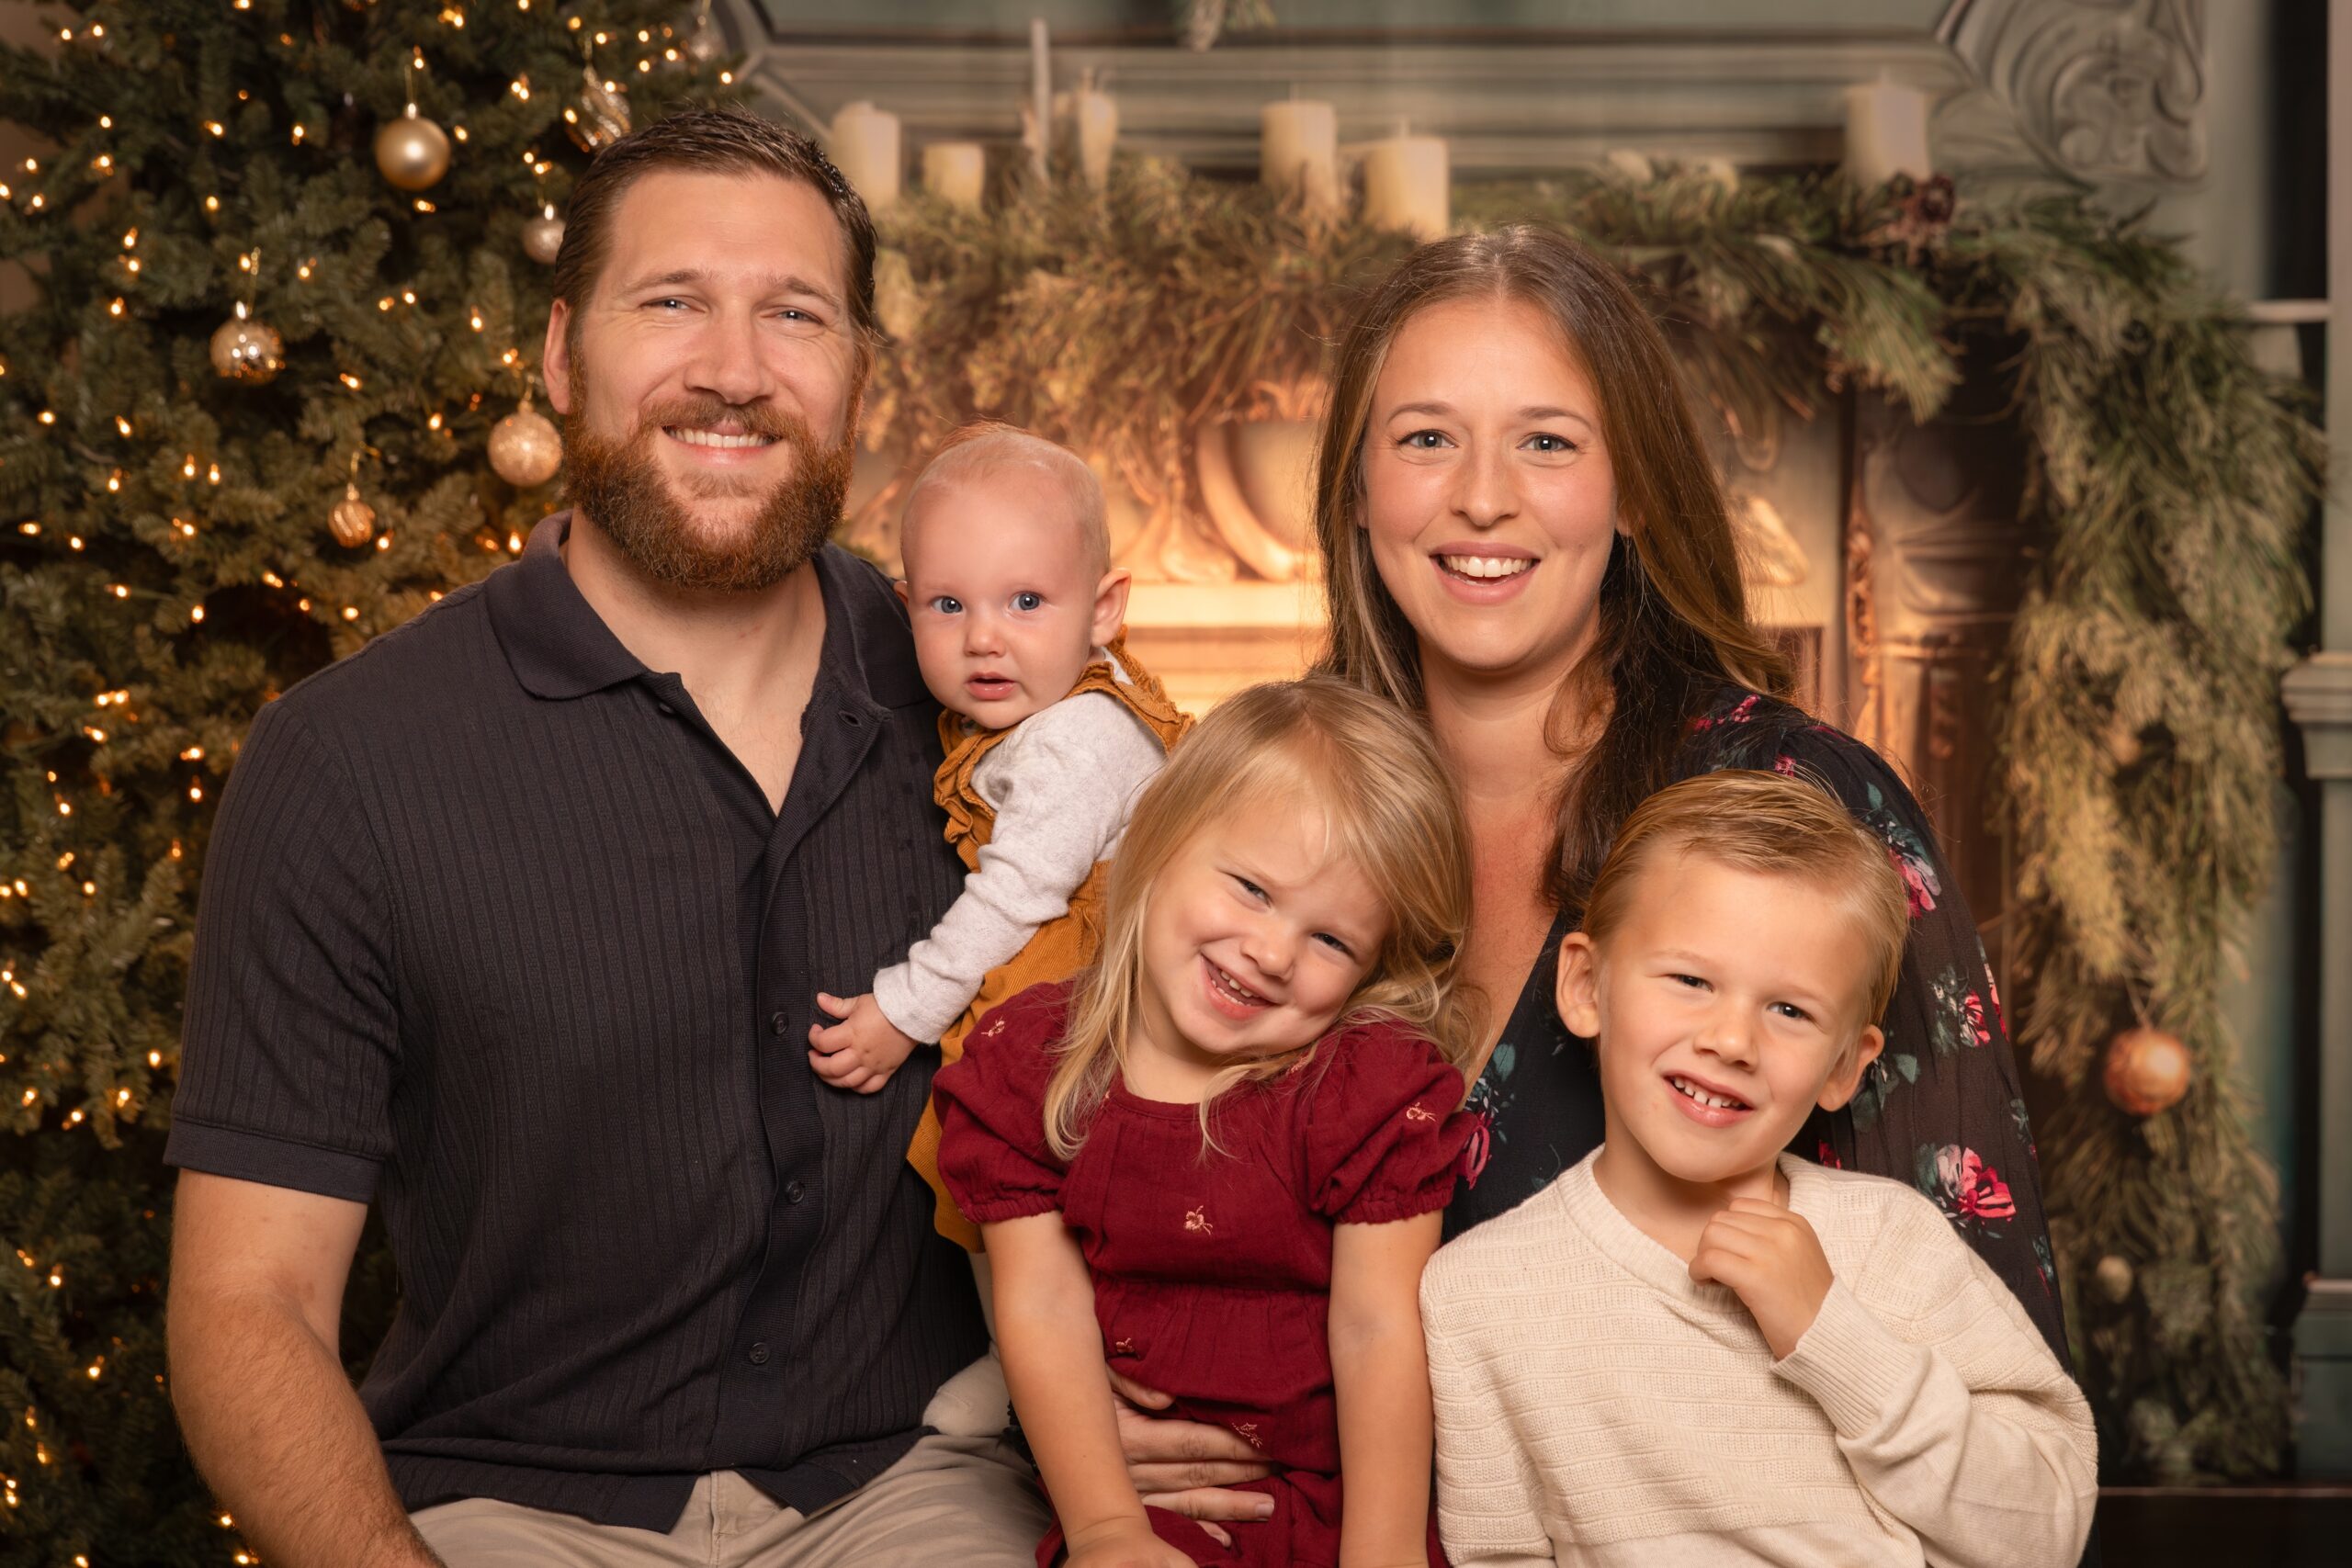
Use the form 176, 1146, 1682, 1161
1935, 0, 2209, 187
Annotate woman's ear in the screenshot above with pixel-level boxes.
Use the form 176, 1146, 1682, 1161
1555, 932, 1604, 1038
1815, 1024, 1886, 1113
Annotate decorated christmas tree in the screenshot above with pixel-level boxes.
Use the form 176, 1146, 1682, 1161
0, 3, 726, 1560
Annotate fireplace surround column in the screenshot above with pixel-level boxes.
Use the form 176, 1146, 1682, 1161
2284, 0, 2352, 1482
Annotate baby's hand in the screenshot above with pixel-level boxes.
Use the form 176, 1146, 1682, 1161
807, 992, 920, 1094
1689, 1196, 1835, 1359
1061, 1516, 1195, 1568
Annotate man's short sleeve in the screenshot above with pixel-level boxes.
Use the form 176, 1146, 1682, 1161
166, 700, 398, 1202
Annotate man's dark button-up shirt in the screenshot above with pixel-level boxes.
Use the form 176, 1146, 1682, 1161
167, 513, 983, 1529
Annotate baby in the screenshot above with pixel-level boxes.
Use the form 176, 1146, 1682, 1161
808, 422, 1189, 1249
1422, 769, 2098, 1567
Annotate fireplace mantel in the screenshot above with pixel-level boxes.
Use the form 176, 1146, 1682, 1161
716, 0, 2211, 192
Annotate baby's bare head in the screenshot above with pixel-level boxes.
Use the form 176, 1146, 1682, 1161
899, 422, 1109, 582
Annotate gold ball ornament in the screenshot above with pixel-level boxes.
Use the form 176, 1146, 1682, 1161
209, 306, 284, 384
489, 400, 563, 488
328, 482, 377, 548
2102, 1026, 2192, 1117
374, 107, 452, 192
522, 206, 566, 265
2094, 1256, 2135, 1304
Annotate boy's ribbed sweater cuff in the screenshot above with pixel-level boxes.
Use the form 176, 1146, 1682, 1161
1770, 1278, 1925, 1437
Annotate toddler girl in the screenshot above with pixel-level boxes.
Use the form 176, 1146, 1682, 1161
934, 677, 1481, 1568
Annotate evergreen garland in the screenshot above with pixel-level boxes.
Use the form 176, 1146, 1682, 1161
0, 16, 2319, 1561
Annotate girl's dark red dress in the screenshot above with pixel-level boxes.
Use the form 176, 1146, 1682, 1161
933, 981, 1475, 1568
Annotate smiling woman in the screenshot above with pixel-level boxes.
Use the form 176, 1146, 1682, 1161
1310, 225, 2075, 1380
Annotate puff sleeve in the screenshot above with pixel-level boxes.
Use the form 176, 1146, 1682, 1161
931, 983, 1072, 1224
1301, 1023, 1474, 1225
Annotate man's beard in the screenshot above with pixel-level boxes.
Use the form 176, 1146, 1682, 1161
561, 388, 856, 593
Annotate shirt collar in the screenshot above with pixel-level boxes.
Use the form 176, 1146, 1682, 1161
487, 510, 928, 711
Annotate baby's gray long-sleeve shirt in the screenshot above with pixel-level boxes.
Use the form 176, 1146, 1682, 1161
871, 687, 1167, 1043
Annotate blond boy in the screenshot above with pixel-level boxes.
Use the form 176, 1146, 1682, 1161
1422, 769, 2097, 1567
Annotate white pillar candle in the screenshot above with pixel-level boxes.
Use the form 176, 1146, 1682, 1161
1841, 80, 1931, 187
1073, 72, 1118, 190
922, 141, 986, 211
1029, 18, 1052, 179
1260, 98, 1340, 215
828, 100, 901, 210
1361, 130, 1448, 242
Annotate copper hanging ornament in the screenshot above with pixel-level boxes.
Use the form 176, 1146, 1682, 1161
328, 480, 377, 547
489, 391, 563, 487
2101, 1025, 2192, 1117
209, 300, 284, 384
522, 203, 566, 265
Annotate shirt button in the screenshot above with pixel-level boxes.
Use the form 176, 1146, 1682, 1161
656, 702, 675, 716
748, 1342, 770, 1366
785, 1179, 808, 1204
770, 1010, 789, 1036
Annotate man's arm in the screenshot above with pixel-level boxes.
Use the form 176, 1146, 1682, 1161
168, 1171, 442, 1568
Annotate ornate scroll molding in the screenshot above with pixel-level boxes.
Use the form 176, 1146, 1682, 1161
1937, 0, 2208, 186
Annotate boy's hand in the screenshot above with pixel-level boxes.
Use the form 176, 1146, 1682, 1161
807, 992, 920, 1093
1062, 1515, 1195, 1568
1690, 1196, 1835, 1359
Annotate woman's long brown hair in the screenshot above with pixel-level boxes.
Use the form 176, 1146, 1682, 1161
1312, 224, 1794, 915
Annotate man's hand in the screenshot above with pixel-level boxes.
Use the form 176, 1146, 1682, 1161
1689, 1195, 1836, 1359
807, 992, 920, 1092
1106, 1368, 1275, 1549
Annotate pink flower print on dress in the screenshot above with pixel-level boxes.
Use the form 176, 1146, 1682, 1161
1460, 1112, 1492, 1187
1690, 694, 1761, 732
1961, 989, 1992, 1048
1772, 753, 1802, 778
1888, 842, 1939, 917
1917, 1143, 2017, 1229
1987, 972, 2006, 1033
1184, 1206, 1214, 1236
1815, 1138, 1843, 1169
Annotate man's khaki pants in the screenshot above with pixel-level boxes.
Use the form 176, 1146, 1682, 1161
412, 1431, 1048, 1567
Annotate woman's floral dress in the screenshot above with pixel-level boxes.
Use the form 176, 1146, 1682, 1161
1442, 685, 2067, 1365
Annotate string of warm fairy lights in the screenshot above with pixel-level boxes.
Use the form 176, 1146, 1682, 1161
0, 5, 734, 1324
5, 9, 739, 1545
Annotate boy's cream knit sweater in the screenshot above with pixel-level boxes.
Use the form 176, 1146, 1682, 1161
1422, 1151, 2097, 1568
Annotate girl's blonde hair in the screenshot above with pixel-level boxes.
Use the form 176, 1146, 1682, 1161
1041, 677, 1477, 1159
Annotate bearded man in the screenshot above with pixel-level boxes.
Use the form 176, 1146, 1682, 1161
164, 111, 1051, 1568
